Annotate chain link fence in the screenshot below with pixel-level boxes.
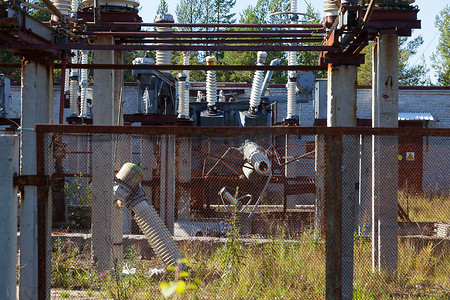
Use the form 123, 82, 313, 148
35, 126, 449, 299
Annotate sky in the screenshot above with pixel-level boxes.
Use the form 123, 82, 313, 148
138, 0, 448, 84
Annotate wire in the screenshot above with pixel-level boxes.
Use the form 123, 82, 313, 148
0, 116, 33, 131
411, 30, 439, 66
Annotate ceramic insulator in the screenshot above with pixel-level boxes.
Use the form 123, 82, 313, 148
156, 27, 172, 65
51, 0, 71, 15
324, 0, 339, 16
177, 79, 189, 118
286, 81, 297, 118
79, 50, 88, 117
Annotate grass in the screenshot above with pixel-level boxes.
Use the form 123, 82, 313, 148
50, 232, 450, 299
398, 191, 450, 222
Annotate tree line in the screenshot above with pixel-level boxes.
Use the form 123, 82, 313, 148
1, 1, 449, 85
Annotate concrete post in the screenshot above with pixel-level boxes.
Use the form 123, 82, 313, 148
372, 35, 399, 274
358, 135, 372, 235
92, 36, 122, 271
160, 135, 176, 234
285, 135, 302, 210
177, 137, 191, 222
20, 60, 53, 300
0, 135, 18, 300
327, 64, 359, 300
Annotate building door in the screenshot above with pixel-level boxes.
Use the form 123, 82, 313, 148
398, 121, 423, 194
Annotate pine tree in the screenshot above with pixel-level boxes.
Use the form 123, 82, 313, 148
156, 0, 169, 15
357, 36, 430, 86
431, 5, 450, 86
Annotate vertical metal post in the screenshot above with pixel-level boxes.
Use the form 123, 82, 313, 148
325, 133, 342, 300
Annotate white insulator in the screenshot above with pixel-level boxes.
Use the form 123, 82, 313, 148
249, 71, 265, 108
80, 0, 139, 8
249, 51, 267, 108
239, 140, 272, 177
177, 74, 189, 118
71, 0, 79, 13
64, 69, 70, 91
288, 50, 297, 78
132, 201, 184, 267
183, 52, 190, 82
174, 221, 229, 237
206, 71, 217, 107
324, 0, 339, 16
290, 0, 297, 13
156, 30, 172, 65
286, 81, 297, 119
51, 0, 71, 15
69, 77, 78, 116
79, 50, 88, 117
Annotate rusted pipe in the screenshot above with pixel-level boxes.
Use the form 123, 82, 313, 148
362, 0, 377, 27
85, 22, 324, 28
2, 43, 334, 52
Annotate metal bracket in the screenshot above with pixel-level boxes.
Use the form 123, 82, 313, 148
14, 175, 50, 187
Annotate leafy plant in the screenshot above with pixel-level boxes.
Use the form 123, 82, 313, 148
159, 258, 201, 299
220, 187, 244, 285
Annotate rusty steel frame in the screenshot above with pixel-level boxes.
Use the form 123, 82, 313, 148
0, 63, 328, 71
36, 129, 48, 300
1, 43, 332, 52
87, 29, 323, 35
34, 124, 450, 137
85, 22, 325, 28
116, 38, 324, 44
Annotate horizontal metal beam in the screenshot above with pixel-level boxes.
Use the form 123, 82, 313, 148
85, 22, 325, 29
0, 63, 326, 71
86, 30, 324, 38
117, 38, 325, 44
1, 43, 334, 52
34, 124, 450, 137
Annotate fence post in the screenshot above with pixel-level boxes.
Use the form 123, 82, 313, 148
0, 135, 19, 300
325, 133, 343, 300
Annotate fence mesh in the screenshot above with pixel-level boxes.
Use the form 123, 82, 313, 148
38, 128, 449, 299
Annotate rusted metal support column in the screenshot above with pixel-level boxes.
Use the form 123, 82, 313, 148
0, 135, 18, 300
325, 134, 343, 300
372, 34, 399, 274
177, 137, 191, 222
92, 36, 122, 271
327, 64, 359, 300
160, 135, 176, 234
20, 60, 54, 300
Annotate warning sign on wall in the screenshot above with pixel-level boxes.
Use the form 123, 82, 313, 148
406, 152, 415, 161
